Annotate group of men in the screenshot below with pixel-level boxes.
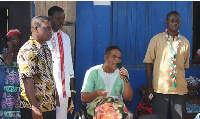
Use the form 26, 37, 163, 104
17, 5, 190, 119
17, 6, 75, 119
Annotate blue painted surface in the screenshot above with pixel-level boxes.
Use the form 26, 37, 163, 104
75, 1, 112, 113
32, 1, 35, 18
111, 1, 192, 66
75, 1, 199, 117
0, 66, 5, 103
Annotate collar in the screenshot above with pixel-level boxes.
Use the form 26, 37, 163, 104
30, 36, 48, 49
52, 29, 62, 34
141, 101, 152, 107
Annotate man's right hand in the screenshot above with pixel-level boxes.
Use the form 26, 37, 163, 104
81, 89, 109, 103
146, 63, 154, 100
96, 89, 109, 97
32, 106, 43, 119
146, 86, 154, 100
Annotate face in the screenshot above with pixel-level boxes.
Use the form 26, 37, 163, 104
49, 11, 65, 32
104, 49, 121, 72
187, 84, 198, 96
9, 34, 20, 46
165, 13, 181, 33
37, 20, 52, 42
141, 89, 151, 103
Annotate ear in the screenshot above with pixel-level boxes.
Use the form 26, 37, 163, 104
165, 20, 167, 26
104, 54, 107, 61
35, 26, 40, 33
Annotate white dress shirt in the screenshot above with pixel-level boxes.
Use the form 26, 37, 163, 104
47, 30, 74, 97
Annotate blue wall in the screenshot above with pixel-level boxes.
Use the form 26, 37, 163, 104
111, 1, 193, 66
75, 1, 200, 115
75, 1, 111, 111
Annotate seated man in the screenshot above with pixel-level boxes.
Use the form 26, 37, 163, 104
81, 46, 134, 118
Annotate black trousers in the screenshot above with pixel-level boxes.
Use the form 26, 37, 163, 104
152, 93, 187, 119
20, 108, 56, 119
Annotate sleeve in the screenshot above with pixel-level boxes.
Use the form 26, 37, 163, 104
68, 41, 74, 78
64, 32, 74, 78
81, 69, 96, 93
17, 49, 37, 79
143, 36, 156, 64
184, 40, 190, 69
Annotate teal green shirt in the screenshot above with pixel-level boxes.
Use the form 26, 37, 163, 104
81, 64, 124, 97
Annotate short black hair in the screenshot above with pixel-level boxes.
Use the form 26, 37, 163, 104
105, 46, 121, 55
166, 11, 181, 21
48, 6, 64, 16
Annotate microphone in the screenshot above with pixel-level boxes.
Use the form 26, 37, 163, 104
117, 63, 129, 83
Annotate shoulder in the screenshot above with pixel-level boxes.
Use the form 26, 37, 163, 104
85, 64, 102, 78
147, 32, 165, 47
86, 64, 102, 74
84, 65, 102, 81
61, 31, 70, 40
180, 35, 190, 45
20, 39, 35, 50
19, 39, 40, 56
151, 32, 165, 41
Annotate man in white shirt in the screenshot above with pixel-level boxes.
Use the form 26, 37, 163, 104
47, 6, 75, 119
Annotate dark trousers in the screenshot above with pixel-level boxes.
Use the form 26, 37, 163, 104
152, 93, 187, 119
20, 108, 56, 119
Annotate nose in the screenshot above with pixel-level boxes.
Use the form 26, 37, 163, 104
115, 58, 121, 63
173, 20, 180, 25
174, 21, 178, 25
14, 38, 19, 43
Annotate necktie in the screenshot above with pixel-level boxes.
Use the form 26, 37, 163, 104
57, 31, 66, 98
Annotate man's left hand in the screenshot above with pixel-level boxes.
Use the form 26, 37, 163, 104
68, 92, 75, 114
67, 98, 74, 114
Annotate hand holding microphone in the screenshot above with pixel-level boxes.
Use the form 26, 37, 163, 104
117, 63, 130, 83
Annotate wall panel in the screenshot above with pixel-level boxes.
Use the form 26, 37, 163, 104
35, 1, 76, 63
112, 1, 193, 67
